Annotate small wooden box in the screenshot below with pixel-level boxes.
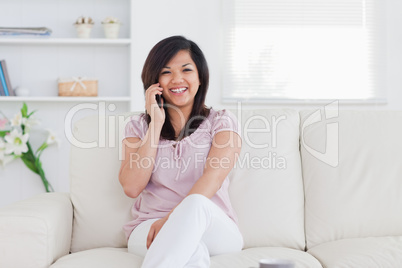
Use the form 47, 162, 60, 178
58, 77, 98, 97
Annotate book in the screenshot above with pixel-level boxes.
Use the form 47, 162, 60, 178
0, 27, 52, 36
0, 63, 9, 96
0, 75, 5, 96
0, 31, 51, 37
0, 60, 14, 96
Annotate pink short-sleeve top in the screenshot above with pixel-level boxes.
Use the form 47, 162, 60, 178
122, 108, 241, 240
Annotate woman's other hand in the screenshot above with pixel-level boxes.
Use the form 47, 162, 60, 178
145, 83, 165, 127
147, 216, 168, 249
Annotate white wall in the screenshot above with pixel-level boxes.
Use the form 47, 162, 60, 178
131, 0, 402, 112
1, 0, 401, 207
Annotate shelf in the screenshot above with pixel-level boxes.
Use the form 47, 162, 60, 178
0, 38, 131, 46
0, 96, 131, 102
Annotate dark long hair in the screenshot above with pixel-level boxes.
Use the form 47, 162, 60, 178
141, 35, 210, 140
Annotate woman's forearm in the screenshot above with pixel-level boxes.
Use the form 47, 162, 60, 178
165, 131, 240, 217
186, 172, 222, 199
164, 173, 223, 220
120, 122, 163, 198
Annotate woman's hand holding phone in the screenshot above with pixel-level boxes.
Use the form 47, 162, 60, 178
145, 83, 165, 127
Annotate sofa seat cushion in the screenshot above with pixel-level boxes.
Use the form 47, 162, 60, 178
308, 236, 402, 268
50, 248, 143, 268
50, 247, 322, 268
211, 247, 323, 268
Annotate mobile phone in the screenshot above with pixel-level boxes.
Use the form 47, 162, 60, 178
155, 94, 162, 108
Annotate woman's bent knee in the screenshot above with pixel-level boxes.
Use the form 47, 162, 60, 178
170, 194, 212, 219
183, 194, 209, 204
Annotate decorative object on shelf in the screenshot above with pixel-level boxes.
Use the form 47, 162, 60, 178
58, 77, 98, 96
74, 16, 94, 38
14, 86, 30, 96
0, 103, 59, 192
101, 16, 121, 39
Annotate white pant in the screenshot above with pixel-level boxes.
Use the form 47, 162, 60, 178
128, 194, 244, 268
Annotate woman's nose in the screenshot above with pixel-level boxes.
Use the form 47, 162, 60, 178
172, 72, 184, 83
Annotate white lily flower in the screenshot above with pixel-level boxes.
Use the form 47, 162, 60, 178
45, 129, 60, 147
0, 154, 15, 167
4, 129, 29, 156
11, 112, 23, 127
22, 117, 40, 133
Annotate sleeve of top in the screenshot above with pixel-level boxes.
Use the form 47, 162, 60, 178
124, 114, 148, 140
211, 109, 242, 138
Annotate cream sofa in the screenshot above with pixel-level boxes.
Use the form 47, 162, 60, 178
1, 108, 402, 268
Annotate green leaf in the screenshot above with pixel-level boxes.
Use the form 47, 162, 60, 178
0, 131, 8, 138
22, 151, 34, 163
36, 150, 44, 163
21, 155, 39, 174
24, 145, 35, 161
35, 156, 42, 168
34, 157, 54, 192
21, 142, 39, 173
35, 142, 48, 155
21, 102, 28, 117
27, 110, 37, 118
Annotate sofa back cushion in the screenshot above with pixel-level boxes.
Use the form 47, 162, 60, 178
300, 110, 402, 249
228, 109, 305, 250
70, 109, 305, 252
70, 114, 133, 252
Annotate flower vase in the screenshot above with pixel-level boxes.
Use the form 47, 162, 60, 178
75, 24, 93, 38
102, 23, 121, 39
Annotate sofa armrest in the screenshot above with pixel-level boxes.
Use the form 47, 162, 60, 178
0, 192, 73, 268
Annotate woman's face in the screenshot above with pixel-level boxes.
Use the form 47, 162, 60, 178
158, 50, 200, 110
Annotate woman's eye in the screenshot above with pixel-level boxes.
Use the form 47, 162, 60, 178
183, 68, 192, 72
161, 71, 170, 75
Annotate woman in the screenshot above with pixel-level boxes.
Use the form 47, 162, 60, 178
119, 35, 243, 268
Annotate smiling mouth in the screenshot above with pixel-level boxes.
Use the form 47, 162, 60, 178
169, 87, 188, 94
